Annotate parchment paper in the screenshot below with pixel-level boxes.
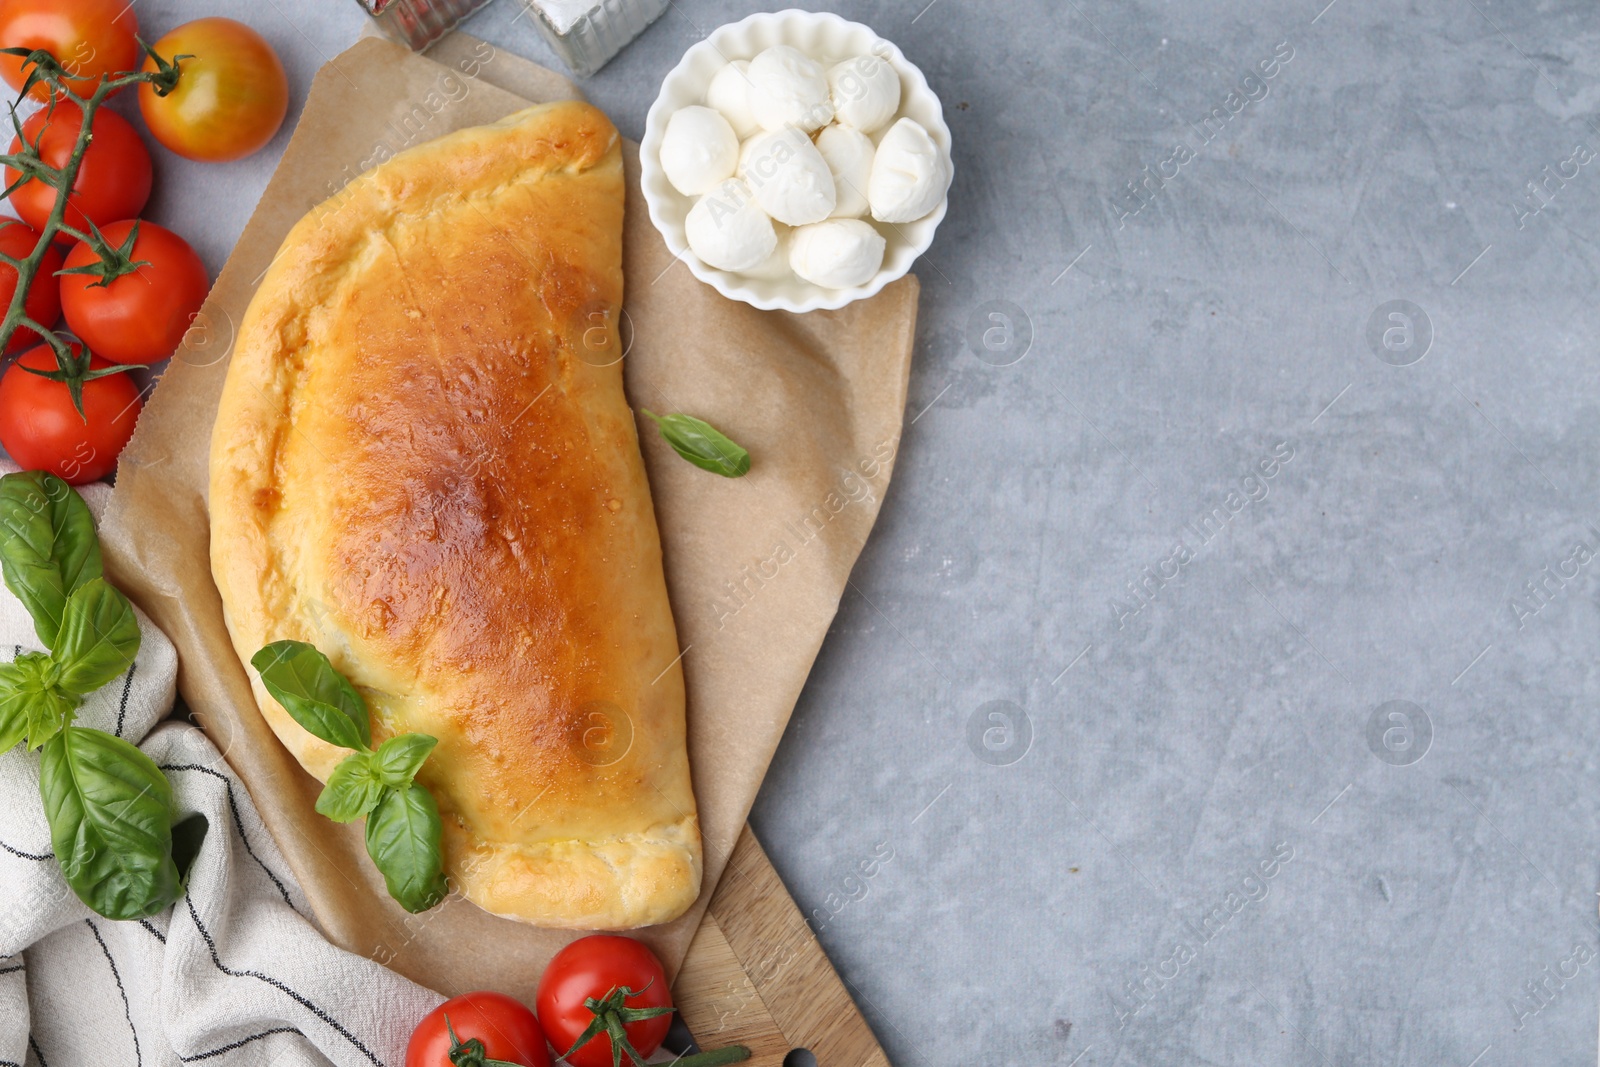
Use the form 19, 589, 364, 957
100, 34, 917, 1003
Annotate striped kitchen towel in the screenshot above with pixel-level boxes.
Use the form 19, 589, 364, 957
0, 469, 441, 1067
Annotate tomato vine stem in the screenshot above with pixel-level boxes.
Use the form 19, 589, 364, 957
0, 42, 182, 416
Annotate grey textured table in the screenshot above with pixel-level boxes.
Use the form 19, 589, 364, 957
137, 1, 1600, 1064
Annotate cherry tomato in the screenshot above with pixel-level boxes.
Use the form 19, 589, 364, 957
0, 0, 141, 102
60, 220, 209, 365
4, 102, 152, 234
536, 936, 673, 1067
0, 344, 140, 484
0, 221, 62, 353
139, 18, 288, 163
405, 991, 550, 1067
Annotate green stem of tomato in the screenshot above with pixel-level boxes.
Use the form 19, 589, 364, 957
0, 45, 181, 415
665, 1045, 752, 1067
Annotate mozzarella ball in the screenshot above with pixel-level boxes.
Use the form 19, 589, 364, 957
815, 123, 875, 218
706, 60, 760, 139
744, 222, 794, 280
790, 218, 886, 289
660, 106, 739, 196
867, 117, 947, 224
738, 128, 836, 226
685, 178, 777, 272
747, 45, 834, 132
827, 55, 901, 133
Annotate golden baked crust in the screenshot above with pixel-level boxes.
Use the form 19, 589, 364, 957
209, 101, 701, 930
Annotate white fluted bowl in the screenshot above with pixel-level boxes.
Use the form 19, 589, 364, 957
641, 9, 952, 313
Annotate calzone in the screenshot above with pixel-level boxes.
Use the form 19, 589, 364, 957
209, 101, 702, 930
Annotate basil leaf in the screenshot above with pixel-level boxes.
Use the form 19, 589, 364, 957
250, 640, 371, 751
316, 751, 384, 823
25, 688, 77, 751
365, 782, 447, 913
0, 471, 102, 649
372, 733, 437, 788
52, 578, 141, 695
0, 669, 27, 753
0, 652, 77, 752
0, 654, 48, 752
641, 410, 751, 478
39, 726, 178, 921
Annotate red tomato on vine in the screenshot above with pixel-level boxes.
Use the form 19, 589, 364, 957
536, 936, 674, 1067
139, 18, 289, 163
60, 220, 210, 365
0, 344, 141, 485
405, 991, 550, 1067
4, 102, 151, 234
0, 221, 62, 353
0, 0, 141, 101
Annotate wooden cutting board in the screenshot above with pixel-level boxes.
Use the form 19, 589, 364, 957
674, 827, 890, 1067
259, 34, 895, 1063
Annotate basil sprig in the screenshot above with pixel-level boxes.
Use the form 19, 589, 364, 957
250, 640, 448, 913
0, 470, 187, 922
640, 410, 751, 478
0, 471, 103, 648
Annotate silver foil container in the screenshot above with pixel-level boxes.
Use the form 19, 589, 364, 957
357, 0, 493, 51
356, 0, 666, 76
517, 0, 669, 78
